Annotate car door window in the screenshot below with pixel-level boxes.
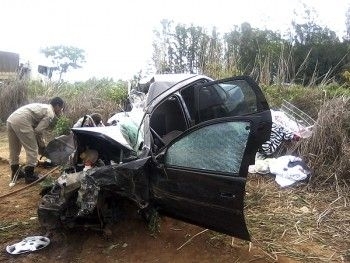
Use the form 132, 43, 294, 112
180, 78, 260, 125
165, 121, 250, 174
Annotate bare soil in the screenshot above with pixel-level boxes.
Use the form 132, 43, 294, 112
0, 129, 346, 263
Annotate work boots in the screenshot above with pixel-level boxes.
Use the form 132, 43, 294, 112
10, 164, 25, 180
24, 166, 39, 184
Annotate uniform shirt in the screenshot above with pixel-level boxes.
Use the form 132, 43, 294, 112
7, 103, 55, 147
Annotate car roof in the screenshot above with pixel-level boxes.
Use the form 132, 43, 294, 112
145, 74, 204, 106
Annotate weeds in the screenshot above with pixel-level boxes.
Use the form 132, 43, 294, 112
147, 209, 161, 237
53, 116, 72, 136
0, 220, 40, 241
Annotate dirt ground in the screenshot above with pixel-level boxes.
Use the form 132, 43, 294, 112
0, 129, 347, 263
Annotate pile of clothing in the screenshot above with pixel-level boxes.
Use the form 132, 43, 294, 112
250, 109, 313, 187
249, 155, 311, 187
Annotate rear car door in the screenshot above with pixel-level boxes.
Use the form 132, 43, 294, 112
150, 76, 271, 241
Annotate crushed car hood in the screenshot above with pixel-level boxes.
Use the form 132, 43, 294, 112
72, 126, 135, 151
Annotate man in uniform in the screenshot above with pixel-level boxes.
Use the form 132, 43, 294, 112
6, 97, 65, 183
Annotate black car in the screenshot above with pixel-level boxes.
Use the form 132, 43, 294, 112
38, 74, 271, 241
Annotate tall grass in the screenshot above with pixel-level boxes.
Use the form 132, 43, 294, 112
0, 79, 28, 123
0, 77, 128, 135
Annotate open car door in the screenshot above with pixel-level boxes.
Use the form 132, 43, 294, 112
181, 75, 271, 155
195, 76, 271, 146
150, 76, 271, 241
151, 117, 263, 241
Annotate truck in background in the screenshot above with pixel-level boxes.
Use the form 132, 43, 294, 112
0, 50, 31, 81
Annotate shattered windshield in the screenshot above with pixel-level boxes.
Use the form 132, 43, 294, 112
165, 121, 250, 174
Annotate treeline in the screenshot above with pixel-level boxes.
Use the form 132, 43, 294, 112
152, 15, 350, 86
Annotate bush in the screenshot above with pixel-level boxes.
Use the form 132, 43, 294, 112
262, 84, 325, 118
26, 78, 129, 125
53, 116, 72, 136
103, 82, 128, 104
297, 97, 350, 190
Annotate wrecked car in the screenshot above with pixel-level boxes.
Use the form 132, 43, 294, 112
38, 74, 272, 241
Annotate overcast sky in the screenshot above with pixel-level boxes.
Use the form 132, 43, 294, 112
1, 0, 349, 81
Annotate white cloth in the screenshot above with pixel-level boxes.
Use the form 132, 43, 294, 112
269, 155, 310, 187
249, 155, 310, 187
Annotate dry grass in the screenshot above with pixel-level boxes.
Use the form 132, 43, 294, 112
244, 97, 350, 262
297, 97, 350, 191
41, 83, 125, 124
1, 79, 125, 125
245, 174, 349, 263
62, 95, 119, 125
0, 79, 28, 123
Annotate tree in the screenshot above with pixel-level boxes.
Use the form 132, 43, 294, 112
345, 6, 350, 41
40, 45, 86, 81
289, 5, 345, 85
152, 19, 175, 74
187, 25, 205, 73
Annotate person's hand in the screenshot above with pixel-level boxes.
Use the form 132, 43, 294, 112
38, 146, 46, 156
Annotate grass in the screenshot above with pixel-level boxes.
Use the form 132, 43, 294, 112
244, 174, 349, 262
0, 219, 41, 241
147, 209, 161, 237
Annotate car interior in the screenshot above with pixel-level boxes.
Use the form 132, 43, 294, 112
197, 86, 227, 123
150, 96, 187, 148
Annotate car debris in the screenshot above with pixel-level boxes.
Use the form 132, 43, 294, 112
6, 236, 50, 255
38, 74, 272, 241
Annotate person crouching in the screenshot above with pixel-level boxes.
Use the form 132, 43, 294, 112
6, 97, 65, 184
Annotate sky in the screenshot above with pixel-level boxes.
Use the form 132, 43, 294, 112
1, 0, 349, 81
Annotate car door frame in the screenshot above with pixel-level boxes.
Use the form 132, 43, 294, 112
194, 75, 270, 113
176, 75, 271, 152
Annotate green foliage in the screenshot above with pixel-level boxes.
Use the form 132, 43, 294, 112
104, 81, 128, 104
147, 210, 161, 236
27, 80, 54, 99
26, 78, 129, 126
40, 176, 55, 189
153, 20, 213, 74
262, 83, 350, 119
53, 116, 72, 136
152, 13, 350, 86
342, 70, 350, 86
323, 83, 350, 97
262, 85, 324, 118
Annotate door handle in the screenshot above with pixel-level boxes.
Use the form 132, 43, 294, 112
220, 192, 236, 199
